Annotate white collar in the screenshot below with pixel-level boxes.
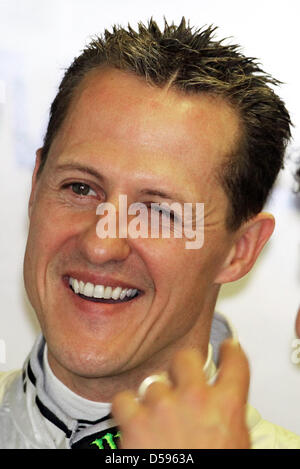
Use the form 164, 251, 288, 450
43, 345, 111, 422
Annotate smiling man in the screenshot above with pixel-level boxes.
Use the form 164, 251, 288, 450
1, 18, 299, 449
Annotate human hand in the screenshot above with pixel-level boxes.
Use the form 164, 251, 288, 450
111, 339, 250, 449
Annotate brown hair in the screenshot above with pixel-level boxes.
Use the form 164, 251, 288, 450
38, 18, 292, 230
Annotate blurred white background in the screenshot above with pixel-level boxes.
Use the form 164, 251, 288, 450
0, 0, 299, 434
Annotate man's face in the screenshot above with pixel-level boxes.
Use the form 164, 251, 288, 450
24, 68, 241, 379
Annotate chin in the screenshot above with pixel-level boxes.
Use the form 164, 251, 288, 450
46, 334, 129, 380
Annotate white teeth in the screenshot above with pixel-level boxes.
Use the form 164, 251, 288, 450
94, 285, 104, 298
120, 289, 128, 300
126, 289, 137, 297
112, 286, 122, 300
83, 282, 94, 297
69, 277, 139, 301
73, 279, 79, 294
103, 286, 113, 299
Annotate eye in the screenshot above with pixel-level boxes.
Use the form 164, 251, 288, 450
69, 182, 97, 197
149, 203, 177, 222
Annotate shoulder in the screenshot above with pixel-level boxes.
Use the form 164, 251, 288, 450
247, 404, 300, 449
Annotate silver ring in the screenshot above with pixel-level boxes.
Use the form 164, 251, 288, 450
138, 372, 171, 398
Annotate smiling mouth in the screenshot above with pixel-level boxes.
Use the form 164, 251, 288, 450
68, 276, 140, 304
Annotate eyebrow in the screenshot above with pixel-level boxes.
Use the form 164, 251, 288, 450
139, 188, 187, 205
55, 162, 106, 181
55, 162, 187, 204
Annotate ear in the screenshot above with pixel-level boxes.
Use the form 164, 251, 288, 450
214, 212, 275, 284
28, 148, 43, 218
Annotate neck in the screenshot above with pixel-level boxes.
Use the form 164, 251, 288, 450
47, 320, 212, 403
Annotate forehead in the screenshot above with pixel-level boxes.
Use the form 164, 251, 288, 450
48, 68, 241, 197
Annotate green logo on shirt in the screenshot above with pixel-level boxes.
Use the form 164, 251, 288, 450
90, 430, 121, 449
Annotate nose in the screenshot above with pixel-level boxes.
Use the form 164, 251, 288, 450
78, 211, 131, 265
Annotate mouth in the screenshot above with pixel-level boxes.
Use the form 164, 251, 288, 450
68, 276, 141, 304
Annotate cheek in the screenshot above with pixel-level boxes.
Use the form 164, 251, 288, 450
134, 237, 186, 277
30, 190, 96, 249
133, 237, 211, 294
140, 235, 229, 310
24, 197, 89, 287
28, 209, 70, 262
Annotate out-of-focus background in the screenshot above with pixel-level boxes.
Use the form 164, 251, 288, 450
0, 0, 299, 434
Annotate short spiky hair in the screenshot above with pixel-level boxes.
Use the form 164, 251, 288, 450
39, 18, 292, 230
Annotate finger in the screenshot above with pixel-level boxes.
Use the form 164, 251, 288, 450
111, 390, 141, 426
142, 380, 173, 406
169, 347, 207, 389
216, 339, 250, 403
